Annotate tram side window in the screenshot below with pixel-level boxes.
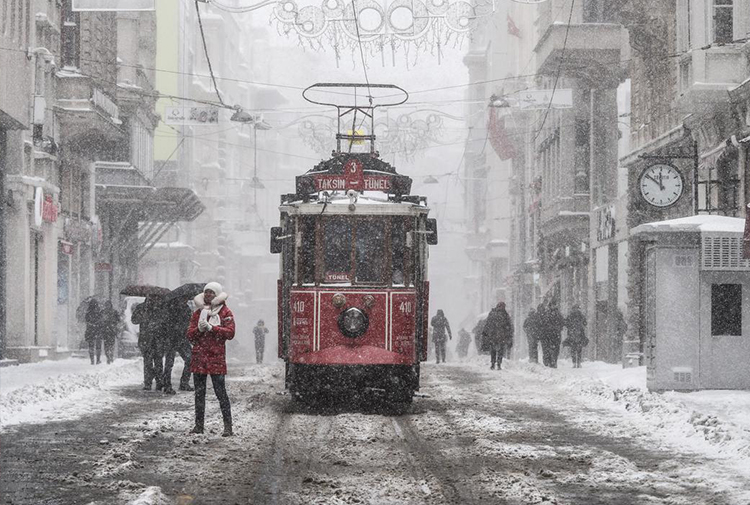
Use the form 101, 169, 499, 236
355, 220, 386, 284
391, 217, 408, 286
298, 216, 316, 285
323, 218, 353, 283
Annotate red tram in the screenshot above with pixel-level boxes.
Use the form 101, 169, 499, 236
269, 84, 438, 403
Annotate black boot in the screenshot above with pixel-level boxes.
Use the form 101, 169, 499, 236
222, 421, 233, 437
164, 387, 176, 395
190, 424, 204, 434
179, 384, 194, 391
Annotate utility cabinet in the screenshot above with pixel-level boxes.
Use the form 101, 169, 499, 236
632, 216, 750, 392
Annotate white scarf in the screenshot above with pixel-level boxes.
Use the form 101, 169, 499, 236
199, 304, 222, 327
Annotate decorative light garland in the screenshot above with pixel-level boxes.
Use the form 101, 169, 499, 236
208, 0, 496, 66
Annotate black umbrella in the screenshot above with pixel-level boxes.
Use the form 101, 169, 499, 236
119, 284, 171, 297
165, 282, 206, 302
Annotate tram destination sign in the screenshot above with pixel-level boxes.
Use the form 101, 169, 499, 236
296, 154, 412, 197
314, 175, 391, 192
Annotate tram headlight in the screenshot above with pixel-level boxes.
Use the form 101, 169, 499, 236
338, 307, 369, 338
332, 293, 347, 309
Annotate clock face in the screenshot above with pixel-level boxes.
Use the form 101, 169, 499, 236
639, 164, 684, 208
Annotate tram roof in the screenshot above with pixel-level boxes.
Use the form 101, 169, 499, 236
280, 194, 430, 216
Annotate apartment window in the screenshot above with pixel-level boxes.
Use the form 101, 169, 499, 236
61, 0, 80, 68
711, 284, 742, 336
713, 0, 733, 44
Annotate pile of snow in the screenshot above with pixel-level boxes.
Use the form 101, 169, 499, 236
510, 359, 750, 467
0, 358, 142, 429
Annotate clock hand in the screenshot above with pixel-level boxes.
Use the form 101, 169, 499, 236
645, 174, 662, 188
657, 172, 665, 191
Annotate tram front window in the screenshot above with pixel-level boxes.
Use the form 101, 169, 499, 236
323, 218, 352, 283
355, 220, 385, 284
298, 216, 316, 285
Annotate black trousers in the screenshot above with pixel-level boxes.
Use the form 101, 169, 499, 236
163, 344, 192, 388
194, 373, 232, 427
527, 335, 539, 363
141, 341, 164, 388
103, 338, 115, 364
571, 346, 583, 368
542, 338, 561, 368
255, 338, 265, 364
88, 338, 102, 364
490, 349, 504, 368
434, 339, 447, 363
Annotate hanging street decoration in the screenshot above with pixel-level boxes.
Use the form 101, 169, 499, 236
267, 0, 496, 66
287, 110, 465, 160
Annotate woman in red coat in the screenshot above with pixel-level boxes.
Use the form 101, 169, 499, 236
187, 282, 235, 436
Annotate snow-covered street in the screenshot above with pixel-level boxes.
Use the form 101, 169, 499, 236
3, 358, 750, 504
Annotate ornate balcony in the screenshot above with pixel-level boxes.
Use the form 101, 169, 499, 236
535, 23, 627, 87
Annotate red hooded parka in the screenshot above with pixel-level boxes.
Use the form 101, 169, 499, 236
187, 292, 235, 375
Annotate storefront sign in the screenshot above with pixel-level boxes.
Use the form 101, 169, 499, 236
164, 106, 219, 126
60, 241, 75, 255
64, 218, 92, 244
33, 187, 43, 227
42, 194, 58, 223
95, 262, 112, 272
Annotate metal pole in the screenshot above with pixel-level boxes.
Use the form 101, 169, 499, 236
253, 125, 258, 205
693, 140, 699, 215
0, 129, 6, 360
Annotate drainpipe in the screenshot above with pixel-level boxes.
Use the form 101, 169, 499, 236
0, 129, 6, 360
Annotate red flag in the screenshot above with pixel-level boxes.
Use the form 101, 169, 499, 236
507, 14, 522, 39
488, 108, 517, 161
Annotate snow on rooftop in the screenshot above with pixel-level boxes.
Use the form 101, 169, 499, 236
632, 215, 746, 235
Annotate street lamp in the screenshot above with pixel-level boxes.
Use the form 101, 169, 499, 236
230, 108, 272, 202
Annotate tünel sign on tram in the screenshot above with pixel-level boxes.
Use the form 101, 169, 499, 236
313, 175, 392, 192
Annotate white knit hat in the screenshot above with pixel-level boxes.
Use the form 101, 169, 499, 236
204, 281, 223, 294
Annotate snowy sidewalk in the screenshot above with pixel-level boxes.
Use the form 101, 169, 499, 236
472, 358, 750, 473
0, 357, 144, 430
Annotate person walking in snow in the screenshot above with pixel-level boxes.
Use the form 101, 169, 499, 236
430, 310, 452, 364
132, 295, 167, 390
540, 301, 565, 368
188, 282, 235, 437
84, 299, 104, 365
481, 301, 514, 370
523, 308, 541, 364
456, 327, 472, 359
161, 296, 193, 394
100, 300, 122, 365
472, 317, 487, 355
563, 305, 588, 368
253, 319, 269, 364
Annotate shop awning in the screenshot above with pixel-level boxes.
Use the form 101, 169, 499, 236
95, 162, 205, 259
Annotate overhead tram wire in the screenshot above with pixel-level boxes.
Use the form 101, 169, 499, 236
532, 0, 575, 144
195, 0, 226, 106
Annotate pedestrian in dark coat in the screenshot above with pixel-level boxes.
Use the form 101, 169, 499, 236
187, 282, 235, 436
84, 299, 103, 365
523, 308, 541, 364
132, 295, 167, 390
430, 310, 452, 364
456, 328, 472, 359
161, 296, 193, 394
481, 301, 514, 370
540, 302, 565, 368
100, 301, 121, 364
564, 305, 588, 368
253, 320, 269, 364
472, 318, 487, 355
